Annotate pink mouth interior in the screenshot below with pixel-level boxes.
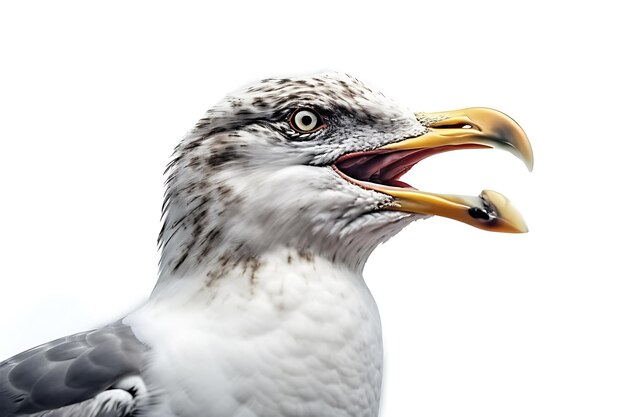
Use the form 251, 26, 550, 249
334, 145, 482, 189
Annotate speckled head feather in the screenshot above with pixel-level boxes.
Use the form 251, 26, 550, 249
157, 73, 428, 281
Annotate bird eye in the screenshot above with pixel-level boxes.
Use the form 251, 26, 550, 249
290, 109, 324, 133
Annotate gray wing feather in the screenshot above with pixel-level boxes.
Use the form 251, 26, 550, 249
0, 322, 147, 417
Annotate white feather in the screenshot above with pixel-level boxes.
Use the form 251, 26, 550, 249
126, 247, 384, 417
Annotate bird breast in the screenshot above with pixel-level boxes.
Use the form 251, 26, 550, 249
125, 248, 384, 417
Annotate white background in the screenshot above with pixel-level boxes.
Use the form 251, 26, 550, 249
0, 1, 624, 416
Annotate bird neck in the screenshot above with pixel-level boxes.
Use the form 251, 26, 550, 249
155, 198, 384, 287
155, 172, 414, 291
150, 246, 366, 305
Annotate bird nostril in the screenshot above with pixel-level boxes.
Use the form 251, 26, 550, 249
435, 122, 476, 130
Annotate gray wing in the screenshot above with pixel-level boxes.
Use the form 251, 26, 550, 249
0, 322, 148, 417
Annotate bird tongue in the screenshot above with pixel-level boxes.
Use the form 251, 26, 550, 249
334, 146, 481, 188
335, 150, 409, 176
335, 150, 420, 187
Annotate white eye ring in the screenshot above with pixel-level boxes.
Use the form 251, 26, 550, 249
291, 109, 321, 132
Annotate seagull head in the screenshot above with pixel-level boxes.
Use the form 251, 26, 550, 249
159, 73, 532, 275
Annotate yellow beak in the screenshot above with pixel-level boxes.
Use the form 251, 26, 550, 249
387, 108, 533, 170
344, 107, 533, 233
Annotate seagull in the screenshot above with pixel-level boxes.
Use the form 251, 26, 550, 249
0, 73, 533, 417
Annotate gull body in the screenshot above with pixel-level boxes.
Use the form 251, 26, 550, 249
0, 73, 531, 417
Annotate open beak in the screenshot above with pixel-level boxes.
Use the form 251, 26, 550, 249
333, 107, 533, 233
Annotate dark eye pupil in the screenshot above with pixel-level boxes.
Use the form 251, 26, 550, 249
301, 115, 312, 126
